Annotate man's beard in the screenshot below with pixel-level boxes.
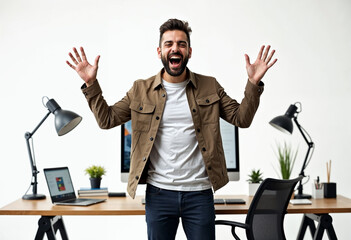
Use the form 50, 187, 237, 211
161, 52, 189, 77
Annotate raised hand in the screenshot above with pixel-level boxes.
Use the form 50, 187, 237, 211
245, 45, 277, 85
66, 47, 100, 87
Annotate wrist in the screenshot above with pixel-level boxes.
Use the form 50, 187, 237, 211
248, 78, 260, 86
86, 79, 96, 87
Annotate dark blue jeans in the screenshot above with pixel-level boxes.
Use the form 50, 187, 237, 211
145, 184, 215, 240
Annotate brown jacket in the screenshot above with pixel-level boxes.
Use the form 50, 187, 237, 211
82, 68, 263, 198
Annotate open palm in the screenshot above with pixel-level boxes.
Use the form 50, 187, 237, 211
245, 45, 277, 85
66, 47, 100, 86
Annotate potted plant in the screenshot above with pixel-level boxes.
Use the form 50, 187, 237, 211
247, 169, 263, 196
84, 165, 106, 189
274, 142, 298, 179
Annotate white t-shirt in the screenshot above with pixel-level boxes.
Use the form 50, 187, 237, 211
147, 79, 211, 191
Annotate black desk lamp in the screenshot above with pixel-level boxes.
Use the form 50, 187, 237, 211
269, 102, 314, 199
23, 97, 82, 200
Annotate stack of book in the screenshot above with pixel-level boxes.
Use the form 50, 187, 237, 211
78, 187, 108, 197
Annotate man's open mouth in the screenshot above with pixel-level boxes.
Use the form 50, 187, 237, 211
169, 55, 182, 68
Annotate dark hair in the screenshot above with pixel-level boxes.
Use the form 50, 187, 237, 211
159, 19, 192, 47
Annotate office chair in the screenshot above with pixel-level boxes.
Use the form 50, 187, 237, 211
215, 176, 303, 240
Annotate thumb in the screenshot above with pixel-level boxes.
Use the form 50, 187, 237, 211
94, 55, 100, 67
244, 54, 250, 68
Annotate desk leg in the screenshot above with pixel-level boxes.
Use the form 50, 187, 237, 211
35, 216, 69, 240
297, 214, 337, 240
297, 214, 316, 239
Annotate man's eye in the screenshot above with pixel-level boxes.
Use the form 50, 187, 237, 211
179, 43, 187, 47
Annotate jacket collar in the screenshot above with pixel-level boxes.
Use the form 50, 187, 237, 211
152, 68, 198, 90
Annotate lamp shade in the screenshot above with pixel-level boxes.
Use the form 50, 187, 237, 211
46, 98, 82, 136
54, 109, 82, 136
269, 104, 298, 134
269, 115, 293, 134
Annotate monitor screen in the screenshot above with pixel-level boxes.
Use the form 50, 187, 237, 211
120, 119, 239, 182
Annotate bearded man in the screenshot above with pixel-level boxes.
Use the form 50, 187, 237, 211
66, 18, 277, 240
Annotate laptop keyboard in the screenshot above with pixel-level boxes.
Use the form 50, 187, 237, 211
62, 198, 89, 203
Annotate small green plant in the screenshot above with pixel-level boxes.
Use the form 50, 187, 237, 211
247, 169, 264, 183
274, 142, 298, 179
84, 165, 106, 179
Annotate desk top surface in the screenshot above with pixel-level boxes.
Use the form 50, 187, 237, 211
1, 195, 351, 216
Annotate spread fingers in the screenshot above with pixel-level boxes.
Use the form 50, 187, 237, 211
73, 47, 82, 62
68, 52, 79, 65
80, 47, 87, 61
66, 60, 76, 70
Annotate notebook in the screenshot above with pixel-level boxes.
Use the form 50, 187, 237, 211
289, 199, 312, 205
44, 167, 106, 206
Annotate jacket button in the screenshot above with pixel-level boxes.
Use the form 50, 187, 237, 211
206, 99, 210, 103
135, 176, 139, 180
192, 109, 196, 112
156, 116, 160, 120
202, 147, 206, 151
143, 157, 147, 161
208, 166, 212, 170
150, 137, 154, 141
197, 128, 200, 132
139, 106, 143, 110
162, 94, 166, 97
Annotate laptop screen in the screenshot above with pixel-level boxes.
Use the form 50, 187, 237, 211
44, 167, 76, 202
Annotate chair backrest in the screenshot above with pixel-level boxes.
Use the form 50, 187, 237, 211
245, 176, 302, 240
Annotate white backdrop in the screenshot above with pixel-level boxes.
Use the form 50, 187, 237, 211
1, 0, 350, 239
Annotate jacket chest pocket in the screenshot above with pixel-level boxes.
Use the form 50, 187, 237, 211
196, 93, 220, 124
130, 101, 155, 132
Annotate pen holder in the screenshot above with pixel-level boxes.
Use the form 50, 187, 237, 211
323, 182, 337, 198
312, 184, 324, 199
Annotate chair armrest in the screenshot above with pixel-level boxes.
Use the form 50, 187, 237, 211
215, 220, 249, 229
215, 220, 249, 240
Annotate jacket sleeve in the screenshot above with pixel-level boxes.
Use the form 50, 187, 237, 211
218, 80, 264, 128
81, 80, 133, 129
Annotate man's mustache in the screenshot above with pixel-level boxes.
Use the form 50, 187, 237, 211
168, 52, 183, 59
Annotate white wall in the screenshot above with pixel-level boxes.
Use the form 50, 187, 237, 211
1, 0, 350, 239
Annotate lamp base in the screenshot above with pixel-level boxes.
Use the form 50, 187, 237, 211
22, 193, 46, 200
294, 193, 312, 199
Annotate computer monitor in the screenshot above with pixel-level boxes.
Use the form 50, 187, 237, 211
120, 118, 240, 182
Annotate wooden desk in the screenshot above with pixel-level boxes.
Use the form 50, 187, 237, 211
1, 195, 351, 239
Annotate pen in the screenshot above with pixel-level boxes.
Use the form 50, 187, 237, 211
315, 176, 321, 189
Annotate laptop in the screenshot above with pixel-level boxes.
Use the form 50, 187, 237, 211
44, 167, 106, 206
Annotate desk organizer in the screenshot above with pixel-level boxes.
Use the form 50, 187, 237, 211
312, 184, 323, 199
323, 182, 337, 198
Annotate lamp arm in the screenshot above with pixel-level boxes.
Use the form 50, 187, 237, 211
24, 111, 51, 195
28, 111, 51, 138
293, 117, 314, 177
293, 117, 315, 199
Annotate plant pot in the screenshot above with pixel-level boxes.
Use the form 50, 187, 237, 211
90, 177, 102, 189
249, 183, 260, 196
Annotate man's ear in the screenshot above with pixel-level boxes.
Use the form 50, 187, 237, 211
188, 47, 192, 59
157, 47, 161, 59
